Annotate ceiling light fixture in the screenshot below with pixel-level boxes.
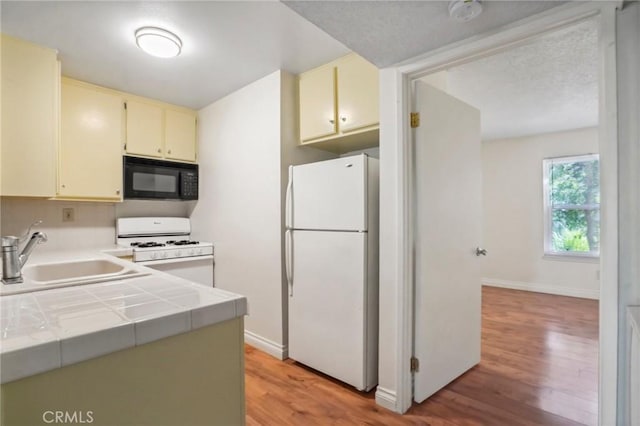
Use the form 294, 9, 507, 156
449, 0, 483, 23
135, 27, 182, 58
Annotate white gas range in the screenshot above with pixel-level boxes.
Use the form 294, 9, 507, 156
117, 217, 214, 287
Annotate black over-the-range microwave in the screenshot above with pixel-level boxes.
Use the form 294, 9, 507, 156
123, 156, 198, 200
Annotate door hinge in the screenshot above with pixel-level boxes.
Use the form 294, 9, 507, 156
410, 112, 420, 128
410, 356, 420, 373
124, 102, 127, 110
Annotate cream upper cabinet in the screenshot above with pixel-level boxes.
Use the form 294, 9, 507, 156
125, 100, 197, 163
299, 65, 337, 142
298, 53, 379, 153
59, 79, 123, 200
125, 100, 164, 158
165, 109, 197, 162
337, 54, 379, 134
1, 34, 59, 197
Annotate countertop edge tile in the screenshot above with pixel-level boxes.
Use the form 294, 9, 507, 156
191, 300, 237, 330
235, 298, 248, 317
60, 322, 136, 366
0, 340, 61, 384
134, 310, 191, 346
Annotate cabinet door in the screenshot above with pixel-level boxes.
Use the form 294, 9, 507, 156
126, 100, 163, 158
59, 81, 123, 199
1, 35, 58, 197
337, 55, 379, 134
165, 109, 197, 162
299, 66, 337, 142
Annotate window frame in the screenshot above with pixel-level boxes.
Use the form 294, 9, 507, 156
542, 153, 600, 259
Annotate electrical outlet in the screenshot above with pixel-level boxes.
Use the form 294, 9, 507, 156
62, 208, 75, 222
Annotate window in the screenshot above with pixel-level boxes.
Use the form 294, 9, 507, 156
543, 154, 600, 257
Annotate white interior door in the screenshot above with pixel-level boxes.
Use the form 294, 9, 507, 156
291, 156, 367, 231
413, 82, 482, 403
288, 230, 368, 390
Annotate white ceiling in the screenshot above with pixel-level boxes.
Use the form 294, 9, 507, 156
282, 1, 567, 68
0, 1, 350, 109
282, 0, 596, 141
437, 18, 598, 140
1, 1, 595, 139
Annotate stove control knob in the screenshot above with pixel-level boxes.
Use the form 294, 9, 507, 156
189, 249, 195, 256
175, 251, 182, 258
162, 252, 169, 258
151, 253, 158, 260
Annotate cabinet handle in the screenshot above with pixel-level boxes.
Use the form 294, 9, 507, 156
329, 119, 335, 125
340, 116, 347, 122
167, 149, 172, 154
116, 190, 120, 195
157, 148, 162, 153
61, 184, 66, 189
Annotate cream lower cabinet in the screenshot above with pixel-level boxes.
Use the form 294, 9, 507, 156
125, 101, 197, 163
298, 53, 379, 153
1, 319, 245, 426
59, 79, 123, 200
1, 34, 59, 197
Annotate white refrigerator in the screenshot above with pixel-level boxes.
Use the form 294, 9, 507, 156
285, 154, 379, 391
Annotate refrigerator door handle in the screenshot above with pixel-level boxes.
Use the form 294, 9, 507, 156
285, 229, 293, 296
285, 166, 293, 229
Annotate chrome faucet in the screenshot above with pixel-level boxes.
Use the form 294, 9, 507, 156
1, 221, 48, 284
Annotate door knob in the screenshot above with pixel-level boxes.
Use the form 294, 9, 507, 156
475, 247, 487, 256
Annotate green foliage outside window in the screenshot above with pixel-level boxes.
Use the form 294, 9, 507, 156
549, 157, 600, 254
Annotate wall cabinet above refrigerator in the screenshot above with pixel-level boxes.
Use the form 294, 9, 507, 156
298, 53, 379, 154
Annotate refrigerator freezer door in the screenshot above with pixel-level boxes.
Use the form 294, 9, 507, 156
289, 230, 369, 390
291, 155, 367, 231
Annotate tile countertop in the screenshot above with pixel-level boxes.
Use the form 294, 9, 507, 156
0, 249, 246, 384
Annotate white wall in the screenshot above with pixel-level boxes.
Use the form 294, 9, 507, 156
191, 70, 335, 358
617, 2, 640, 423
482, 127, 600, 299
191, 71, 285, 356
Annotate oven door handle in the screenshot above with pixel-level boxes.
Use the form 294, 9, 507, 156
285, 229, 293, 296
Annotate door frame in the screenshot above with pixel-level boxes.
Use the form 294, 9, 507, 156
377, 2, 620, 424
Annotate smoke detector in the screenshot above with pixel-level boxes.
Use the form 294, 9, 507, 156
449, 0, 483, 22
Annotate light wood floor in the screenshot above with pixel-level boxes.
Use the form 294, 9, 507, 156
245, 286, 599, 425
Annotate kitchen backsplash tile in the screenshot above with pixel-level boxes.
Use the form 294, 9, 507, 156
0, 198, 193, 252
0, 198, 116, 251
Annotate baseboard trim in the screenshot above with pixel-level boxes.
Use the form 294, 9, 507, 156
375, 386, 398, 412
244, 330, 288, 360
483, 278, 599, 300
